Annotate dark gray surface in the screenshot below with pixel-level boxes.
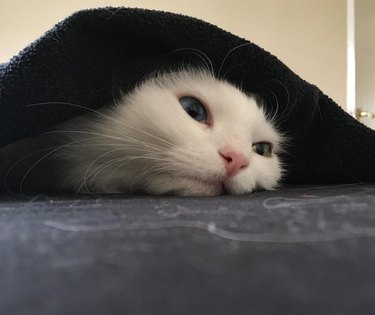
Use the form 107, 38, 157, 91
1, 184, 375, 314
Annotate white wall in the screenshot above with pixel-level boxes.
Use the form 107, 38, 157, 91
355, 0, 375, 128
0, 0, 347, 108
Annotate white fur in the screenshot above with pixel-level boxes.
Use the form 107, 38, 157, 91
0, 69, 284, 196
58, 69, 283, 195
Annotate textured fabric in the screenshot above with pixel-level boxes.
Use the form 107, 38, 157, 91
1, 184, 375, 314
0, 7, 374, 186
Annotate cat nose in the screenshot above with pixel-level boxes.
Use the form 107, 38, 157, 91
219, 149, 249, 177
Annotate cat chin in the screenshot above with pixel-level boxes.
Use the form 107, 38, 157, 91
140, 175, 258, 196
138, 175, 221, 196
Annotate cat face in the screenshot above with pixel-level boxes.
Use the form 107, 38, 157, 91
61, 69, 284, 196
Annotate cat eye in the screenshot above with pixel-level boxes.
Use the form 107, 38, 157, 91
179, 96, 208, 123
252, 142, 273, 157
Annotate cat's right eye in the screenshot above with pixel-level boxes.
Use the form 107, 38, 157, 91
179, 96, 208, 123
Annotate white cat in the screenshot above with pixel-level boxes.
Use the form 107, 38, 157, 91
0, 68, 284, 196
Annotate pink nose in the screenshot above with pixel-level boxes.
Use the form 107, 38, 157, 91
219, 149, 249, 177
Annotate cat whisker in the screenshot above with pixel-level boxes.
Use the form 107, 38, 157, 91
17, 137, 110, 195
78, 144, 163, 192
129, 164, 188, 194
267, 90, 281, 125
269, 78, 294, 124
218, 42, 252, 77
120, 126, 174, 148
130, 165, 185, 191
26, 101, 110, 120
252, 84, 282, 127
87, 154, 168, 191
27, 102, 175, 148
3, 147, 56, 195
171, 47, 214, 76
128, 164, 166, 192
84, 156, 129, 193
109, 114, 175, 148
109, 156, 187, 191
45, 130, 126, 143
27, 101, 151, 143
187, 51, 213, 75
48, 129, 169, 152
78, 147, 127, 193
221, 63, 246, 80
3, 136, 108, 195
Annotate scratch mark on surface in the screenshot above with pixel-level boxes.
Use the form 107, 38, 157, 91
262, 195, 354, 209
285, 183, 366, 191
43, 220, 375, 243
44, 220, 122, 232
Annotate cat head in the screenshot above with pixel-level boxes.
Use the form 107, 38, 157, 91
64, 69, 285, 196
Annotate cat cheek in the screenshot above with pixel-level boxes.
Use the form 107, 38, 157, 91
253, 158, 282, 190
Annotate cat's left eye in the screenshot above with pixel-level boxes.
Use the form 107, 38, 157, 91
179, 96, 208, 123
252, 142, 273, 157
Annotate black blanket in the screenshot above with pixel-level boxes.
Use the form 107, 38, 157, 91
0, 7, 374, 186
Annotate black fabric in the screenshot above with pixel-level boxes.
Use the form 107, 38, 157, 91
1, 184, 375, 314
0, 7, 374, 186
